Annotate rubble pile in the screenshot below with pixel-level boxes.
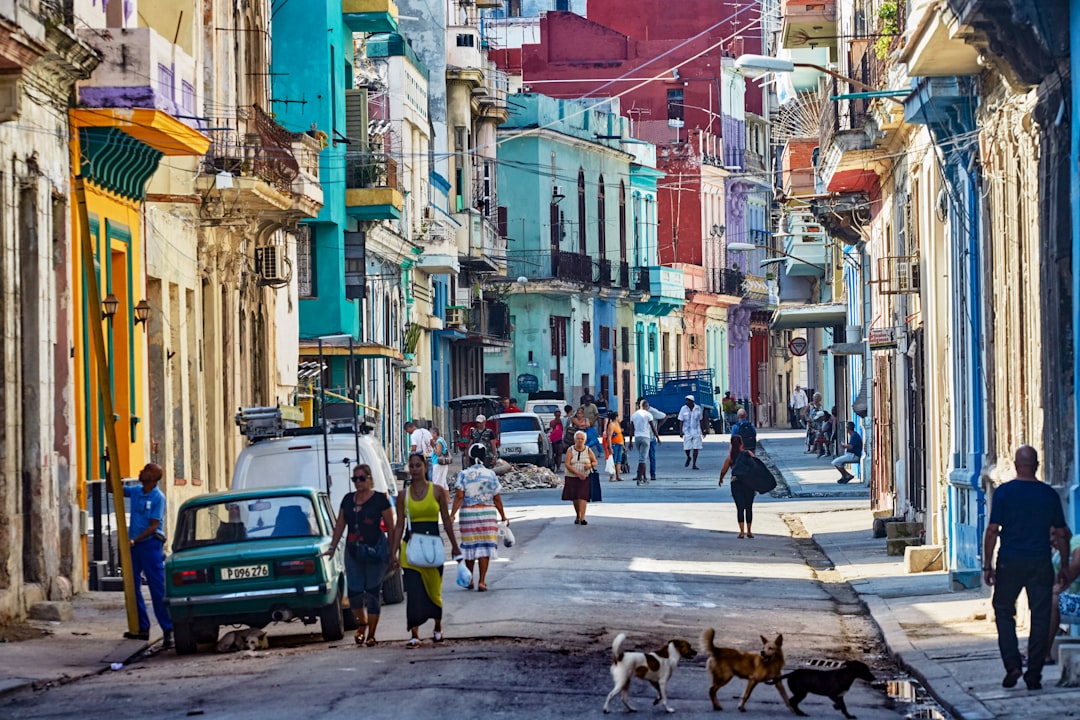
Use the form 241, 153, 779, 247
500, 464, 563, 491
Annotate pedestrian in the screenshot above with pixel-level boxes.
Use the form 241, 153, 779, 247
562, 431, 597, 525
451, 445, 509, 592
721, 391, 739, 433
571, 406, 590, 433
1048, 535, 1080, 663
549, 409, 565, 471
406, 420, 433, 458
790, 385, 808, 428
580, 387, 594, 407
430, 427, 452, 491
391, 453, 460, 648
804, 392, 824, 451
582, 395, 599, 428
605, 412, 625, 482
507, 398, 523, 413
717, 435, 756, 539
595, 391, 609, 433
325, 464, 394, 646
110, 463, 173, 647
630, 400, 661, 485
832, 421, 863, 483
983, 446, 1071, 690
500, 396, 512, 413
730, 407, 758, 452
813, 412, 833, 457
677, 394, 704, 469
468, 414, 496, 468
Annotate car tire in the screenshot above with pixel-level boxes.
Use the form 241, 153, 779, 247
173, 622, 197, 655
320, 589, 345, 642
381, 568, 405, 605
194, 624, 219, 646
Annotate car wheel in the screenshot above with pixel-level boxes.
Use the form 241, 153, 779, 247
381, 568, 405, 605
173, 622, 197, 655
320, 589, 345, 642
194, 624, 219, 646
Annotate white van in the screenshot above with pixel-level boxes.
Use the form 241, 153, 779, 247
231, 431, 397, 514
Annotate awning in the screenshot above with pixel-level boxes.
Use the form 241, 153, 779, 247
298, 342, 403, 360
770, 303, 848, 330
827, 342, 866, 356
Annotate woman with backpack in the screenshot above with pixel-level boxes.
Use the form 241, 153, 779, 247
717, 434, 757, 539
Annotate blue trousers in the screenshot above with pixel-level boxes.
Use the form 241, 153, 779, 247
649, 439, 656, 477
131, 539, 173, 632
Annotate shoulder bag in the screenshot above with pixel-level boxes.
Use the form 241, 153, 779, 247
404, 485, 446, 568
436, 438, 453, 465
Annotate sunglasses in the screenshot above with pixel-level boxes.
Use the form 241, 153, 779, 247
352, 475, 368, 482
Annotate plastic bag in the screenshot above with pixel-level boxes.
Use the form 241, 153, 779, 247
498, 521, 515, 548
604, 455, 616, 476
456, 559, 472, 588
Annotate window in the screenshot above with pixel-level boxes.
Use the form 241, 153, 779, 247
577, 168, 586, 255
621, 327, 630, 362
180, 81, 195, 113
158, 63, 175, 101
600, 325, 611, 350
648, 333, 657, 352
550, 315, 568, 356
582, 320, 592, 344
597, 175, 606, 257
667, 89, 684, 121
456, 34, 475, 47
555, 0, 569, 10
619, 181, 627, 264
296, 225, 313, 297
509, 0, 522, 16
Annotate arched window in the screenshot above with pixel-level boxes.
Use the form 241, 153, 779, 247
618, 181, 627, 265
577, 168, 586, 255
597, 175, 606, 258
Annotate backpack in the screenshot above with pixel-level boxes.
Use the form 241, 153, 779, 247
733, 421, 757, 451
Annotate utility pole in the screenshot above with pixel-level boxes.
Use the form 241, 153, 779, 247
74, 177, 140, 633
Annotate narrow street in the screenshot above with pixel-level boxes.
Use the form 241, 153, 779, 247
0, 435, 931, 720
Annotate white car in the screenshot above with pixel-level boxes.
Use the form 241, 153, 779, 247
524, 399, 566, 427
492, 412, 555, 469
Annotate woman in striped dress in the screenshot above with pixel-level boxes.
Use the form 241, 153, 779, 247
451, 444, 508, 592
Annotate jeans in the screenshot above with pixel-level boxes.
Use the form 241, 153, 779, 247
131, 538, 173, 632
649, 439, 656, 477
634, 437, 651, 465
992, 556, 1054, 682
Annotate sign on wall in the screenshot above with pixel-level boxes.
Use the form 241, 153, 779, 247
788, 336, 808, 357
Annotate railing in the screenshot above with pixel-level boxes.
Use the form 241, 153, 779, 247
466, 300, 511, 340
632, 266, 651, 293
204, 105, 301, 192
505, 250, 593, 284
618, 261, 630, 288
712, 267, 746, 296
345, 147, 399, 190
595, 258, 612, 286
744, 149, 766, 172
747, 229, 771, 246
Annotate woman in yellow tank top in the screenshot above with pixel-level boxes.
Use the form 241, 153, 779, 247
392, 453, 460, 648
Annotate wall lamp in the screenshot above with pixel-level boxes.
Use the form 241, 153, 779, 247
101, 293, 119, 320
711, 224, 726, 238
133, 299, 152, 326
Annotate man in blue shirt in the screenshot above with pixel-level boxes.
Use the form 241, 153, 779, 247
110, 463, 173, 647
832, 421, 863, 484
983, 446, 1071, 691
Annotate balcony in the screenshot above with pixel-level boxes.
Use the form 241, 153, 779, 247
633, 265, 685, 316
618, 261, 630, 289
289, 132, 324, 217
455, 210, 506, 273
345, 149, 404, 220
416, 219, 460, 275
711, 268, 746, 297
781, 0, 837, 50
506, 250, 593, 285
342, 0, 399, 34
784, 236, 828, 277
447, 26, 483, 79
782, 137, 817, 198
467, 300, 511, 341
900, 0, 980, 77
595, 258, 613, 287
817, 77, 882, 194
77, 26, 197, 119
632, 266, 651, 294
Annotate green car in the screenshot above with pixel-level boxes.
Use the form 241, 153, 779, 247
165, 487, 347, 654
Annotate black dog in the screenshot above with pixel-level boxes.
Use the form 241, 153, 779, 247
775, 660, 876, 719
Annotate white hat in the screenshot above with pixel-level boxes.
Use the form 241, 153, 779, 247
476, 414, 486, 423
685, 394, 695, 401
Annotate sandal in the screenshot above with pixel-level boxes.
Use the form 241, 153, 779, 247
746, 532, 754, 538
406, 638, 421, 648
433, 631, 444, 643
365, 637, 378, 647
354, 625, 367, 645
477, 584, 488, 592
737, 533, 745, 539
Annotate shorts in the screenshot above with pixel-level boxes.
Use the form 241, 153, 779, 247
634, 437, 651, 465
682, 434, 703, 451
832, 452, 859, 468
611, 444, 624, 464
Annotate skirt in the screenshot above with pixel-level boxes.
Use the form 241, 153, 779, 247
400, 521, 444, 629
459, 505, 499, 560
562, 474, 591, 501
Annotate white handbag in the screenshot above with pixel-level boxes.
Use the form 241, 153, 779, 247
404, 485, 446, 568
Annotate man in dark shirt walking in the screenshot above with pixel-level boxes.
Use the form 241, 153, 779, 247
983, 446, 1071, 690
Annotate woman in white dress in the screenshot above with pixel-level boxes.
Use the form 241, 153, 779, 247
430, 426, 452, 491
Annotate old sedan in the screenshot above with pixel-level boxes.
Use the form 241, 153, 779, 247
492, 412, 555, 469
165, 487, 347, 654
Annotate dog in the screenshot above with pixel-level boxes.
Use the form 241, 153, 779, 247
772, 660, 875, 719
702, 629, 791, 712
216, 627, 269, 652
602, 632, 697, 714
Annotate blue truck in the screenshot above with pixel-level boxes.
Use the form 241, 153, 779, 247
641, 369, 724, 435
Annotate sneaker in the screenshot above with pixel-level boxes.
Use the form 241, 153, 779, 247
684, 457, 691, 467
1002, 669, 1023, 688
123, 630, 150, 641
650, 476, 656, 483
162, 630, 174, 649
837, 476, 852, 485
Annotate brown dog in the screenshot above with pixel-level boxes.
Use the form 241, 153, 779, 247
702, 629, 792, 712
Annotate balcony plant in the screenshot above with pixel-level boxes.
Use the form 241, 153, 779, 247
874, 1, 899, 59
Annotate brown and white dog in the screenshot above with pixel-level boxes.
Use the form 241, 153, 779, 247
602, 632, 697, 714
702, 629, 792, 712
216, 627, 269, 652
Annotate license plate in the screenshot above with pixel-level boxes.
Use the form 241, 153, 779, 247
221, 564, 269, 581
501, 446, 521, 454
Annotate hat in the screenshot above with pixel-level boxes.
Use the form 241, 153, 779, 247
476, 414, 486, 423
685, 394, 695, 401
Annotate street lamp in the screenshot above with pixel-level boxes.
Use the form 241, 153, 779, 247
736, 54, 878, 95
727, 241, 827, 273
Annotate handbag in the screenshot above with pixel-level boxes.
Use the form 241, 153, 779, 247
748, 457, 777, 494
588, 471, 603, 503
436, 439, 453, 465
404, 486, 446, 568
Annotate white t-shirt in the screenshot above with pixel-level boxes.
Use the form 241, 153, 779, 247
630, 409, 654, 438
791, 389, 808, 409
410, 427, 434, 456
677, 404, 703, 437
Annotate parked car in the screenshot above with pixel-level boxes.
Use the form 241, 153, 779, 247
165, 487, 347, 654
492, 412, 555, 469
525, 399, 566, 428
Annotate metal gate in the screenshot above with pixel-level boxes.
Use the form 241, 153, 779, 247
872, 354, 895, 513
905, 328, 926, 514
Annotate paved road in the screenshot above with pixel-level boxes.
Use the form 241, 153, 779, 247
0, 436, 929, 720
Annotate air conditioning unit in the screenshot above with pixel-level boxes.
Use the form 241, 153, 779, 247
878, 256, 920, 295
254, 246, 288, 284
445, 306, 467, 327
552, 184, 564, 198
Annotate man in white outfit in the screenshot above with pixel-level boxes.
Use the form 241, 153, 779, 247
790, 385, 808, 428
677, 395, 704, 470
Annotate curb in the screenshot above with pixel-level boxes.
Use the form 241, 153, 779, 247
0, 638, 152, 701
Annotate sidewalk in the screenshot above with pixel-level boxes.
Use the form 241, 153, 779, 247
762, 430, 1077, 719
761, 427, 869, 498
0, 592, 153, 697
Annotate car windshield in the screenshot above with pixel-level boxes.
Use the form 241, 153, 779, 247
173, 495, 319, 551
498, 417, 541, 433
531, 404, 560, 414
